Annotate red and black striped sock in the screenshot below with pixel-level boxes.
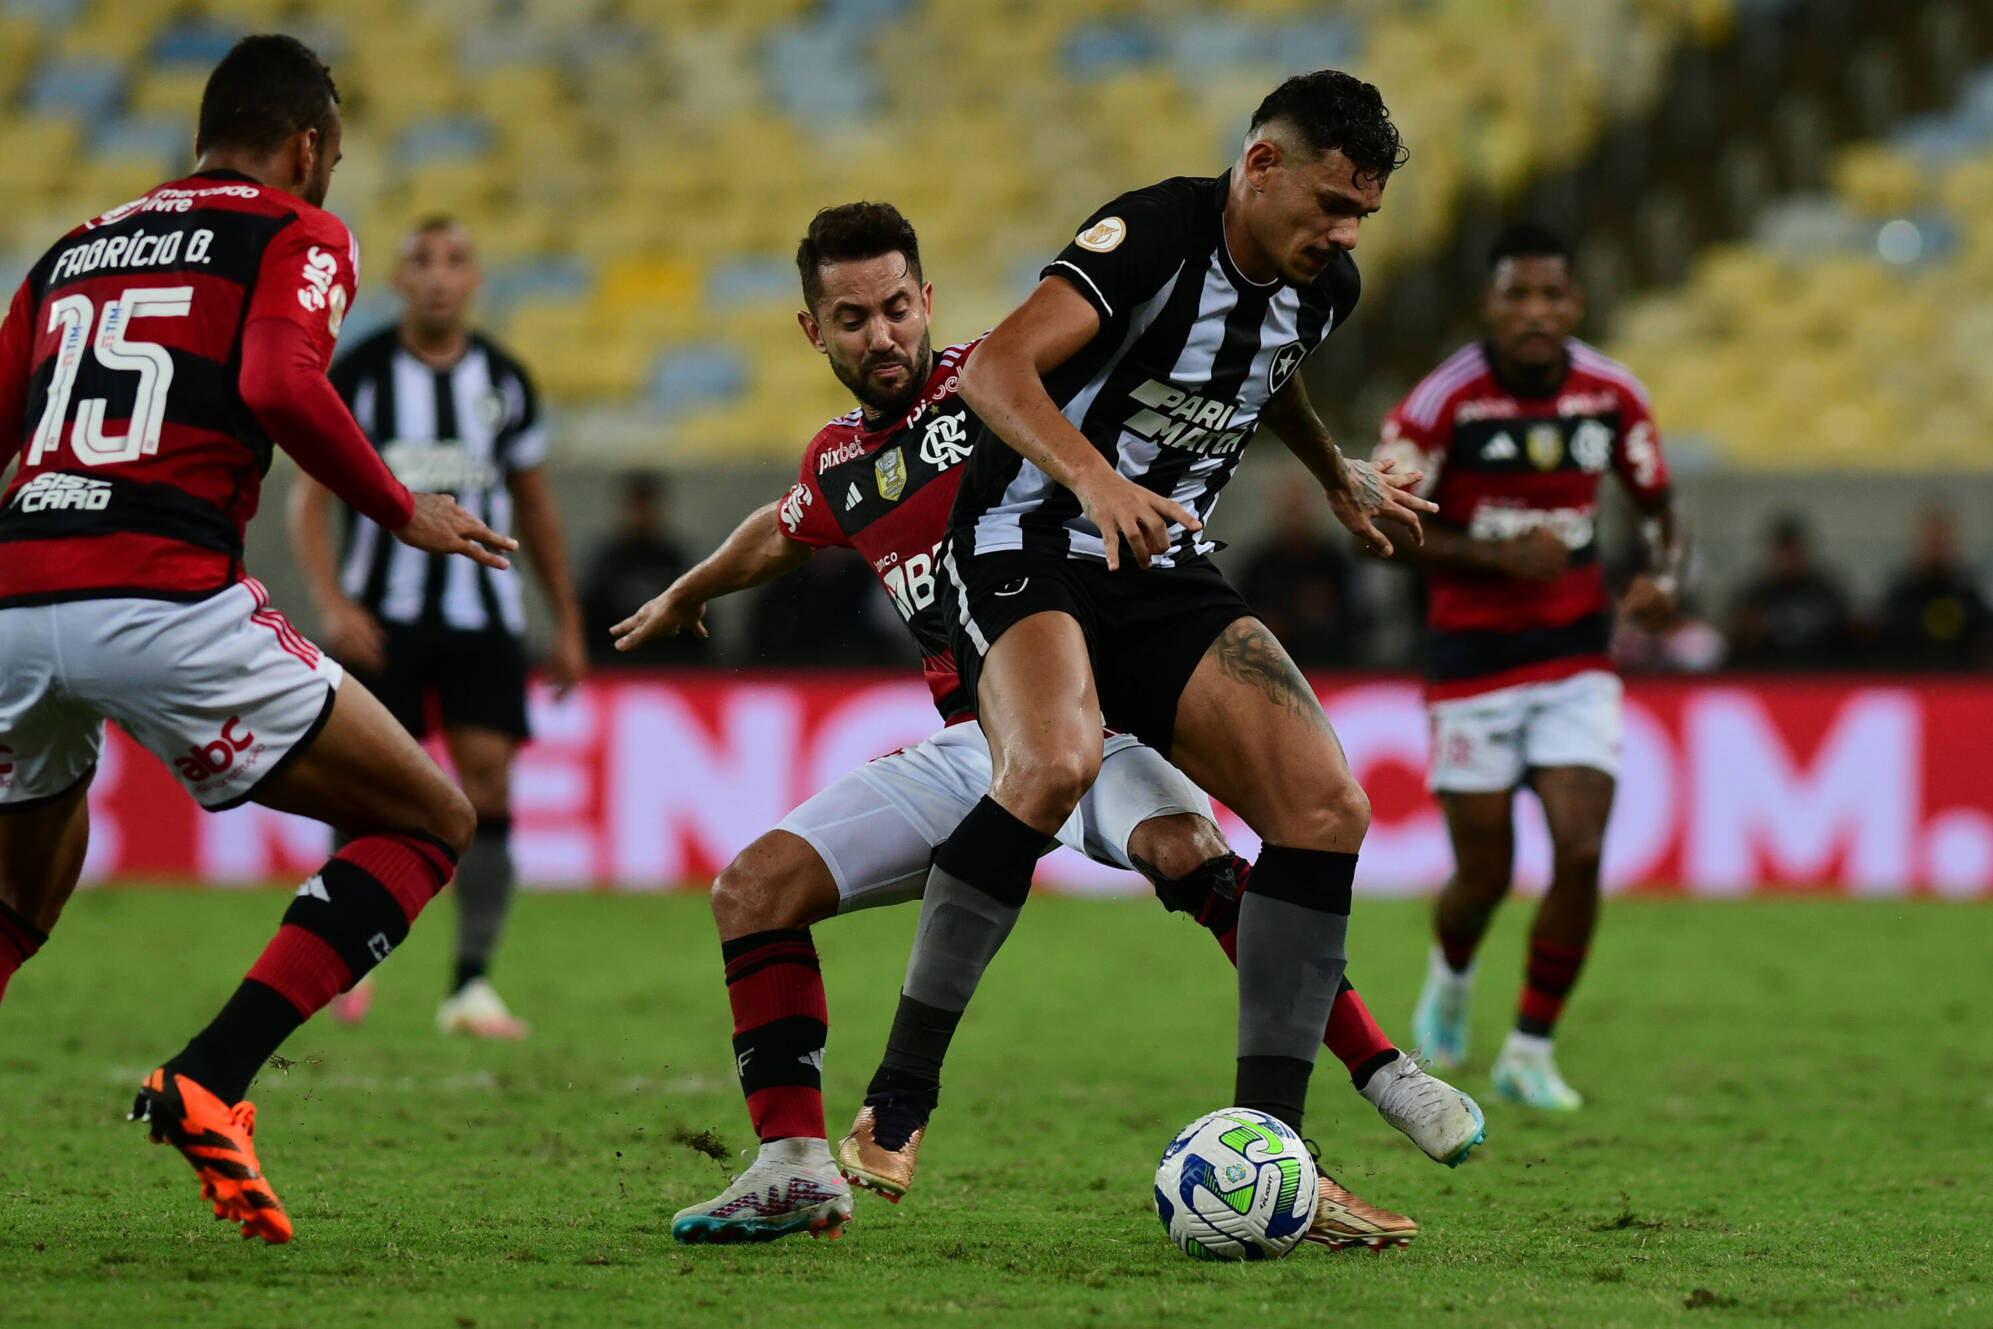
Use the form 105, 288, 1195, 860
0, 900, 48, 1005
167, 831, 457, 1103
1437, 926, 1480, 975
1515, 935, 1589, 1037
723, 928, 828, 1142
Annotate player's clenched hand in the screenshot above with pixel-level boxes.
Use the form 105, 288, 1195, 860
1077, 470, 1200, 571
1328, 454, 1435, 558
1497, 527, 1570, 582
320, 597, 387, 674
1619, 572, 1677, 632
395, 492, 517, 570
612, 587, 708, 650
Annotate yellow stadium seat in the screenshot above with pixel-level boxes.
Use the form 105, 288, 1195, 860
1832, 144, 1927, 217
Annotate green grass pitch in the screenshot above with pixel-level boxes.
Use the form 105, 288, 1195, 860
3, 888, 1988, 1328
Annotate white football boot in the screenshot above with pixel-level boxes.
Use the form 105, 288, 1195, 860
1361, 1051, 1487, 1166
1490, 1031, 1584, 1111
1409, 946, 1473, 1070
671, 1137, 854, 1244
435, 977, 530, 1039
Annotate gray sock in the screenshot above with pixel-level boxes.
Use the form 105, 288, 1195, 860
1231, 847, 1357, 1129
880, 796, 1047, 1082
453, 814, 515, 991
899, 861, 1027, 1013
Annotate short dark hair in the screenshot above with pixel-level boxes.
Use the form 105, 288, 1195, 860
795, 202, 922, 313
1487, 221, 1573, 271
197, 34, 340, 158
1249, 70, 1408, 186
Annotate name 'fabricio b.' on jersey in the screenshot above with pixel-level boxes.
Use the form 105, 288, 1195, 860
952, 172, 1361, 568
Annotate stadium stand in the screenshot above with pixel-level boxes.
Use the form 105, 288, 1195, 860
1610, 63, 1993, 471
0, 0, 1725, 460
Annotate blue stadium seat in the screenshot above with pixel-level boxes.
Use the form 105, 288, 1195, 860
150, 19, 245, 68
647, 344, 749, 418
26, 59, 125, 122
763, 19, 878, 119
396, 115, 496, 169
91, 113, 190, 168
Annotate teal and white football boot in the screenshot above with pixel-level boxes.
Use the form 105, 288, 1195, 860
1490, 1031, 1584, 1111
1410, 946, 1473, 1071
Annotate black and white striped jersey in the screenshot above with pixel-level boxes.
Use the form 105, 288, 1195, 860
327, 327, 545, 634
952, 172, 1359, 567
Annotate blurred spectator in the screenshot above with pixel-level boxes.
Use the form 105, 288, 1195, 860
1874, 506, 1991, 669
746, 550, 906, 666
580, 473, 705, 666
1236, 482, 1366, 667
1726, 515, 1855, 669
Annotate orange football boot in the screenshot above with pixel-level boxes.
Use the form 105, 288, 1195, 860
130, 1068, 293, 1243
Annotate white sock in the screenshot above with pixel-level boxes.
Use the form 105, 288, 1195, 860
758, 1136, 836, 1169
1501, 1030, 1555, 1059
1429, 943, 1474, 989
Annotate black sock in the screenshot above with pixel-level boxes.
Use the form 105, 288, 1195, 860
453, 956, 488, 993
1235, 1054, 1313, 1133
165, 981, 304, 1105
1351, 1048, 1400, 1093
875, 992, 964, 1088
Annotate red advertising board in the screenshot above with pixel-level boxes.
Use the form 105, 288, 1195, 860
73, 672, 1993, 897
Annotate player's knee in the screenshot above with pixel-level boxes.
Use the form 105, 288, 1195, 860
1127, 813, 1228, 885
426, 785, 477, 859
1302, 778, 1372, 845
1553, 830, 1606, 887
1001, 747, 1098, 826
711, 844, 832, 937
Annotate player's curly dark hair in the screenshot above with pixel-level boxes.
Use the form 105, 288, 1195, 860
1249, 70, 1409, 186
197, 34, 340, 158
796, 202, 923, 313
1487, 220, 1573, 270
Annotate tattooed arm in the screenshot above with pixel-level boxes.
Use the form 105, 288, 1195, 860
1260, 374, 1434, 557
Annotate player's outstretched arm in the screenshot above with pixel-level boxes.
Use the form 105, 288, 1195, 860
959, 278, 1198, 570
612, 500, 811, 650
1261, 375, 1434, 558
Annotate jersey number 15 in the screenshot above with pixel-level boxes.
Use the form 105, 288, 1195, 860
27, 286, 194, 467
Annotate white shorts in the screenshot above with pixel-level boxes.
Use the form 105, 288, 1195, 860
1427, 669, 1622, 794
777, 723, 1212, 911
0, 580, 342, 812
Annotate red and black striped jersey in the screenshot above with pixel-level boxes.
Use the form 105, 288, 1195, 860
0, 169, 359, 607
1378, 338, 1670, 700
779, 339, 984, 721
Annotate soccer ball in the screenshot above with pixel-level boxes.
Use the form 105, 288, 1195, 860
1153, 1108, 1318, 1261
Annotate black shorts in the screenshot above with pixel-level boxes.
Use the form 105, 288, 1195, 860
349, 623, 531, 740
948, 546, 1252, 756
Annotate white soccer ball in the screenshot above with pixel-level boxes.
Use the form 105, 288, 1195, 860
1153, 1107, 1318, 1261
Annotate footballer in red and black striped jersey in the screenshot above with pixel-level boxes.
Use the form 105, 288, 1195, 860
778, 338, 982, 720
0, 34, 514, 1244
1379, 334, 1670, 701
1385, 222, 1687, 1115
0, 169, 365, 608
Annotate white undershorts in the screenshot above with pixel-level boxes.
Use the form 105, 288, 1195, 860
776, 722, 1212, 911
0, 579, 342, 811
1427, 669, 1622, 793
